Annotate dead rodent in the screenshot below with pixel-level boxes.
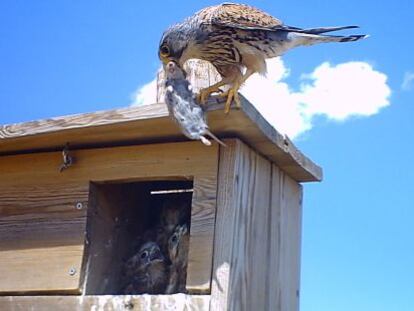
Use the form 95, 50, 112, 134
164, 61, 225, 147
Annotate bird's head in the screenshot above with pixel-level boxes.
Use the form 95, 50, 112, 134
168, 224, 189, 261
159, 23, 191, 67
136, 241, 166, 270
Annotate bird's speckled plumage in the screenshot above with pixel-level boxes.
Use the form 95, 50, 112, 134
159, 3, 367, 112
122, 241, 169, 294
166, 224, 190, 294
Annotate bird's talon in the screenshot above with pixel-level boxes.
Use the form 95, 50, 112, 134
217, 90, 229, 98
197, 93, 206, 105
224, 90, 235, 114
234, 92, 241, 109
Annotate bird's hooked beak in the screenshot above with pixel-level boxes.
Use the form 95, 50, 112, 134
150, 247, 165, 263
160, 54, 173, 67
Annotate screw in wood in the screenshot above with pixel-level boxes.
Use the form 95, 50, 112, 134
68, 267, 77, 276
76, 202, 83, 210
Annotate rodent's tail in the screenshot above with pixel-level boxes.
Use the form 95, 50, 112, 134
205, 130, 227, 147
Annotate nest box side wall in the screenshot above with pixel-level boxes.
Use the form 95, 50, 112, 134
211, 139, 303, 311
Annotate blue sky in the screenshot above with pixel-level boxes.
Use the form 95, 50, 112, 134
1, 1, 413, 310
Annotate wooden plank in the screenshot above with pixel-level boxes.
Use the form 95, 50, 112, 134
0, 183, 88, 222
267, 165, 303, 311
0, 141, 218, 294
226, 141, 272, 311
0, 104, 169, 139
211, 139, 273, 310
186, 175, 217, 292
0, 142, 218, 183
211, 140, 303, 311
0, 183, 89, 293
210, 139, 239, 310
278, 172, 303, 311
267, 165, 283, 310
0, 183, 88, 248
0, 246, 84, 294
0, 294, 210, 311
246, 148, 272, 310
0, 61, 322, 183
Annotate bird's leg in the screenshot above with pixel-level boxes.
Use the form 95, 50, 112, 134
218, 69, 255, 113
217, 82, 241, 114
197, 80, 227, 104
240, 69, 255, 85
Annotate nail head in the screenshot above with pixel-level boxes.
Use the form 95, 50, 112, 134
69, 267, 77, 276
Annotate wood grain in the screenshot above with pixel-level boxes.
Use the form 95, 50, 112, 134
0, 141, 218, 294
246, 148, 272, 310
210, 139, 303, 311
0, 142, 217, 183
267, 165, 283, 310
226, 140, 272, 310
278, 171, 303, 311
0, 61, 322, 182
0, 183, 88, 249
0, 182, 89, 293
0, 294, 210, 311
210, 139, 238, 310
186, 175, 218, 293
0, 245, 84, 294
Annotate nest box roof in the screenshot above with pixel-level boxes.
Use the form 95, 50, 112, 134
0, 96, 322, 182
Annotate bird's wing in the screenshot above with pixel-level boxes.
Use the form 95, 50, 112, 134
197, 3, 361, 34
197, 3, 287, 31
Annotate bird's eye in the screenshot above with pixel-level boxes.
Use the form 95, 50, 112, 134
160, 45, 170, 57
171, 234, 178, 243
140, 250, 148, 259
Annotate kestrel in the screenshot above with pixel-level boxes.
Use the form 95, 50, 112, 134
122, 241, 169, 294
166, 224, 190, 293
159, 3, 367, 113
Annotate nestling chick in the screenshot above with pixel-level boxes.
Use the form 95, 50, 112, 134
156, 196, 191, 260
164, 61, 226, 147
165, 223, 190, 294
122, 241, 169, 294
160, 196, 190, 232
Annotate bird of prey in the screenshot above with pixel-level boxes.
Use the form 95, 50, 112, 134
159, 196, 191, 233
166, 224, 190, 294
122, 241, 169, 294
159, 2, 367, 113
154, 196, 188, 258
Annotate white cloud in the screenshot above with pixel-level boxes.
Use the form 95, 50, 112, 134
296, 61, 391, 121
240, 58, 312, 139
130, 79, 157, 106
131, 58, 391, 139
241, 59, 391, 138
401, 71, 414, 91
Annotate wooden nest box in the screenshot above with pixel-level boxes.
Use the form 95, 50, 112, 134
0, 61, 322, 311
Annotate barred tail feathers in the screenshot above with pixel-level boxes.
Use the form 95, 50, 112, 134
289, 32, 368, 46
298, 25, 360, 34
